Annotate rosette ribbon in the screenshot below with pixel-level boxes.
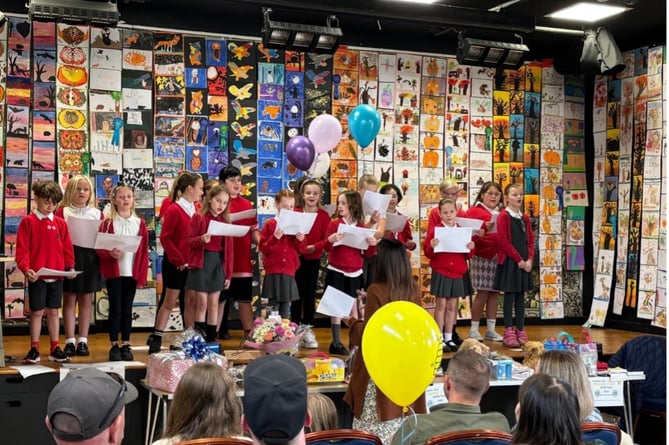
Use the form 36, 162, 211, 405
182, 334, 210, 362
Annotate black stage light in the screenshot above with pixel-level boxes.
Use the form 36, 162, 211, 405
457, 34, 529, 69
262, 8, 342, 54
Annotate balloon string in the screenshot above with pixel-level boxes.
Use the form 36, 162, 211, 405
399, 406, 417, 445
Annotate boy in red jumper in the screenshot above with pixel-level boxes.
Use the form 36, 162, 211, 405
17, 181, 76, 363
218, 166, 260, 339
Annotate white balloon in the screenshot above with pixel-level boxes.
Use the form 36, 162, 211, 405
308, 153, 331, 179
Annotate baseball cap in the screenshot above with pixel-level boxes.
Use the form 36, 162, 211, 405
47, 368, 138, 441
243, 355, 308, 444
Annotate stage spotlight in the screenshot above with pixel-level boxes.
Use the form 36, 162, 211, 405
262, 8, 342, 54
457, 34, 529, 69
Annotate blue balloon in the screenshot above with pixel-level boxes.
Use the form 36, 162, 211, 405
348, 105, 381, 147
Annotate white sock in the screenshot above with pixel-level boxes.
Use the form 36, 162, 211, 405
66, 337, 76, 345
486, 320, 496, 332
444, 332, 453, 342
78, 337, 88, 344
471, 321, 480, 331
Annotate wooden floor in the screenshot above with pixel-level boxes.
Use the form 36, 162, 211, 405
1, 325, 660, 372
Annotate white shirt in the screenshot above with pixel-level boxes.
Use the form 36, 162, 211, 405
113, 214, 141, 276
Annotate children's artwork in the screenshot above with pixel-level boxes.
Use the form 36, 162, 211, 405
541, 302, 565, 320
566, 246, 585, 270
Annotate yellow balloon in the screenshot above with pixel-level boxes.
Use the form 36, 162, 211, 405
361, 301, 442, 407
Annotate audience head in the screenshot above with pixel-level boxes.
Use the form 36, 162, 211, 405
444, 349, 491, 403
46, 368, 137, 445
373, 238, 418, 301
536, 349, 594, 421
162, 362, 242, 441
243, 355, 310, 445
513, 373, 583, 445
306, 393, 338, 433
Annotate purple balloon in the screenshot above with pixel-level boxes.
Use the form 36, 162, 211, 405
286, 136, 315, 171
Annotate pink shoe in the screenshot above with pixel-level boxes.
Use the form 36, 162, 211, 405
516, 328, 529, 345
503, 327, 520, 348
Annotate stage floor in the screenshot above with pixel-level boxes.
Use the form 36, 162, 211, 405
0, 325, 659, 372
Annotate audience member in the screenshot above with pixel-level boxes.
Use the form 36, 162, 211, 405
307, 393, 338, 433
513, 374, 583, 445
153, 362, 245, 444
536, 350, 632, 445
243, 355, 311, 445
391, 349, 510, 445
46, 367, 138, 445
344, 238, 426, 445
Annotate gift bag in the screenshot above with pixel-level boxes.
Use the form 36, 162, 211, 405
147, 351, 195, 393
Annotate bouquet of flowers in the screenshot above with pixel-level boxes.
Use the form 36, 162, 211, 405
245, 317, 307, 355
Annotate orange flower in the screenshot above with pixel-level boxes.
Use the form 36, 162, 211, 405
263, 332, 274, 342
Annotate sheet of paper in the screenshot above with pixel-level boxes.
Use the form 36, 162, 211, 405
229, 208, 257, 223
316, 285, 356, 318
454, 217, 485, 230
489, 212, 499, 233
207, 220, 250, 237
276, 210, 317, 235
66, 216, 102, 248
94, 233, 142, 252
425, 383, 448, 412
10, 365, 57, 378
362, 191, 391, 217
333, 224, 376, 250
385, 213, 408, 232
35, 268, 82, 278
433, 226, 473, 253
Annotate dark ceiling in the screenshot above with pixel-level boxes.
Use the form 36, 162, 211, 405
3, 0, 666, 61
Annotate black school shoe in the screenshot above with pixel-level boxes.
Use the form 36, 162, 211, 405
146, 334, 162, 354
76, 342, 90, 356
109, 344, 122, 361
63, 342, 76, 357
120, 345, 134, 361
452, 329, 464, 346
329, 342, 349, 355
48, 346, 70, 363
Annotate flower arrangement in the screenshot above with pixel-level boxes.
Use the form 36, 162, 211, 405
245, 317, 307, 355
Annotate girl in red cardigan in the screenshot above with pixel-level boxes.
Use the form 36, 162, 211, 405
185, 184, 233, 342
424, 198, 475, 352
259, 190, 307, 319
325, 190, 377, 355
97, 184, 149, 361
148, 171, 203, 353
292, 178, 329, 349
493, 183, 534, 348
379, 183, 416, 251
465, 181, 504, 342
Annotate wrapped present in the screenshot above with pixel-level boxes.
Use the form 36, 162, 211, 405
302, 352, 346, 383
148, 333, 228, 393
147, 351, 195, 393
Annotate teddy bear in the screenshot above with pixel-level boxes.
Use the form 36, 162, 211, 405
522, 341, 545, 370
459, 338, 490, 356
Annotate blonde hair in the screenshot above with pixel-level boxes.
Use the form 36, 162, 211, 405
358, 174, 378, 191
307, 393, 338, 432
537, 350, 594, 421
108, 184, 137, 219
439, 179, 459, 194
60, 175, 95, 208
